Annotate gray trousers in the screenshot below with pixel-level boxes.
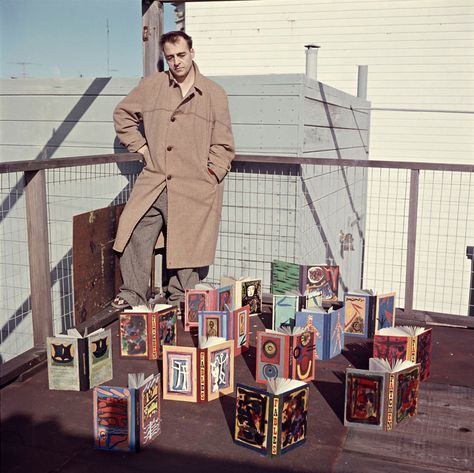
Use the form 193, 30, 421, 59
118, 188, 200, 307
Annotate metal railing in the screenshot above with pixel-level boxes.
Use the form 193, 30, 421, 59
1, 153, 473, 380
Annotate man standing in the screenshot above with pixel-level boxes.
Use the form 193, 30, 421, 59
111, 31, 235, 310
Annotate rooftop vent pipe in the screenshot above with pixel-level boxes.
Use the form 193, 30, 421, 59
305, 44, 320, 82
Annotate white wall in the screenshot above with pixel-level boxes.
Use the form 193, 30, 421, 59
186, 0, 474, 165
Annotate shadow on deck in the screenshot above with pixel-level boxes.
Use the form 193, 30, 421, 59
1, 313, 473, 473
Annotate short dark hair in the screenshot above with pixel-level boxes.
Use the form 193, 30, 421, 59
159, 31, 193, 50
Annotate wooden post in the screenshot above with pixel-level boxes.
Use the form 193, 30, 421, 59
404, 169, 420, 314
142, 0, 164, 76
24, 170, 53, 346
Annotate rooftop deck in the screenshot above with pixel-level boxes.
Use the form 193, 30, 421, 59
1, 306, 473, 473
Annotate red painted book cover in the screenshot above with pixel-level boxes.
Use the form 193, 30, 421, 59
119, 304, 177, 360
373, 326, 432, 381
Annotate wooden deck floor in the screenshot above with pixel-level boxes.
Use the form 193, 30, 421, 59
1, 308, 473, 473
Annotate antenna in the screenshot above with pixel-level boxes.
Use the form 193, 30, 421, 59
106, 18, 110, 76
8, 61, 42, 78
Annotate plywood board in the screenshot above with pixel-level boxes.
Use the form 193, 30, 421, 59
72, 204, 123, 325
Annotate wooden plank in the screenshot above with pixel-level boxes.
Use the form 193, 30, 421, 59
336, 383, 474, 473
0, 347, 47, 388
303, 126, 369, 152
24, 170, 53, 346
0, 77, 140, 95
396, 308, 474, 328
142, 0, 164, 76
2, 153, 474, 174
229, 95, 300, 125
304, 97, 370, 130
405, 170, 420, 312
1, 121, 118, 147
305, 81, 371, 111
0, 95, 125, 122
73, 205, 123, 325
0, 153, 141, 173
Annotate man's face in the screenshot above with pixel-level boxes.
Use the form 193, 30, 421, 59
163, 37, 195, 81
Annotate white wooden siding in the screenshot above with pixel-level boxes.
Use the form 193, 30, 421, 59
186, 0, 474, 165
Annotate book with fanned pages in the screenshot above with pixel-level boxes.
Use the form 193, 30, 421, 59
220, 276, 262, 315
47, 327, 112, 391
119, 304, 177, 360
93, 372, 161, 452
234, 378, 309, 457
198, 305, 250, 356
344, 358, 420, 431
270, 260, 339, 302
373, 326, 432, 381
256, 327, 316, 384
184, 283, 233, 331
162, 337, 234, 403
294, 306, 345, 360
343, 290, 396, 338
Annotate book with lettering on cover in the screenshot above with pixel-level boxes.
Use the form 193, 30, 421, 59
93, 372, 161, 452
184, 283, 233, 331
294, 306, 345, 360
344, 358, 420, 431
220, 276, 262, 315
47, 327, 112, 391
234, 378, 309, 457
162, 337, 234, 403
198, 305, 250, 356
119, 304, 177, 360
373, 326, 432, 381
344, 290, 396, 338
256, 327, 316, 384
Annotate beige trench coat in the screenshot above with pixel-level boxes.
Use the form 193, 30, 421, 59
112, 63, 235, 269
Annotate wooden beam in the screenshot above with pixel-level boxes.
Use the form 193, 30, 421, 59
24, 170, 53, 346
404, 169, 419, 313
142, 0, 164, 76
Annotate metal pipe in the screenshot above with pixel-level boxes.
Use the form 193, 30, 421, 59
305, 44, 320, 82
357, 65, 368, 99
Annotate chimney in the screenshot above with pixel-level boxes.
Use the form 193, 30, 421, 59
305, 44, 320, 82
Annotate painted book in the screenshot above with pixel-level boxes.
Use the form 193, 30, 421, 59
162, 337, 234, 403
234, 378, 309, 457
119, 304, 177, 360
272, 294, 305, 329
93, 372, 161, 452
373, 326, 432, 381
344, 358, 420, 431
184, 283, 233, 331
256, 327, 316, 384
198, 305, 250, 356
295, 306, 345, 360
220, 276, 262, 315
299, 264, 339, 302
47, 327, 112, 391
271, 260, 300, 294
343, 290, 396, 338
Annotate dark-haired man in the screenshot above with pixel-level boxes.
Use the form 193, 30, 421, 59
112, 31, 235, 310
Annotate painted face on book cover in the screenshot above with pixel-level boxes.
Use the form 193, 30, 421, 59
163, 37, 195, 82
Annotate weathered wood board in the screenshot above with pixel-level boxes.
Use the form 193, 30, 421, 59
72, 204, 123, 325
336, 383, 474, 473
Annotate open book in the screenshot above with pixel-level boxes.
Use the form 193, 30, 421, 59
93, 372, 161, 452
344, 358, 421, 431
47, 327, 112, 391
373, 325, 432, 381
234, 378, 309, 457
256, 327, 316, 384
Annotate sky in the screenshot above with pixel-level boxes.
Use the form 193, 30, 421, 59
0, 0, 175, 78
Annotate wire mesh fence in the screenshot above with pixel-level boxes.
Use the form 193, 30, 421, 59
0, 157, 473, 364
